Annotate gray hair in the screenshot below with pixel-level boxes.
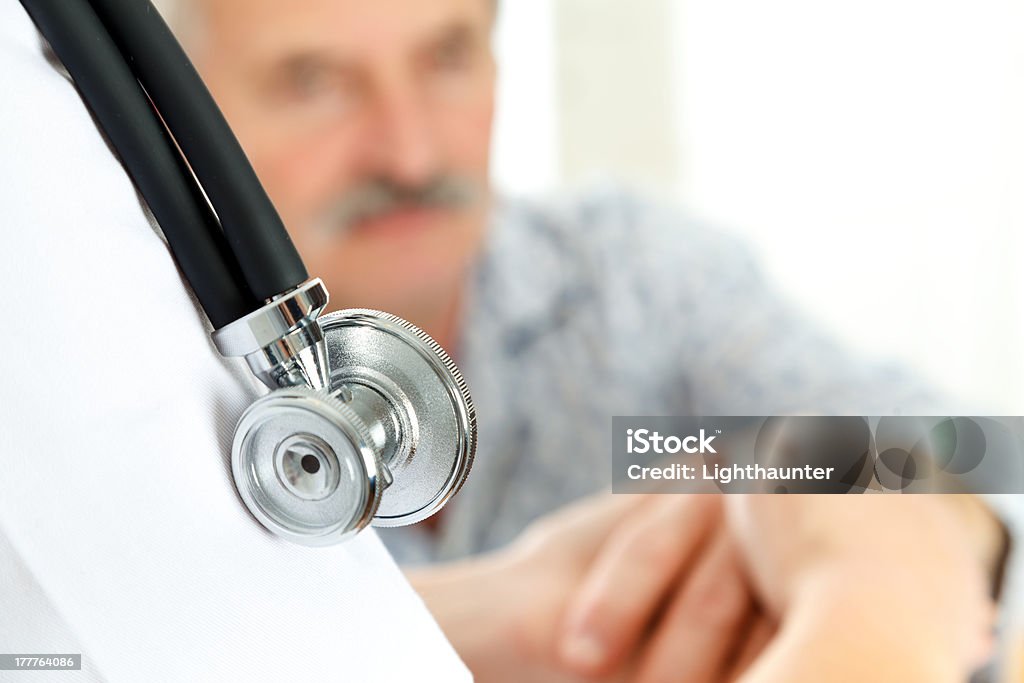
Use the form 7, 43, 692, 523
152, 0, 498, 50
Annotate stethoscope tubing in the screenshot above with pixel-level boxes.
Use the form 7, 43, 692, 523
19, 0, 258, 328
86, 0, 309, 305
18, 0, 309, 328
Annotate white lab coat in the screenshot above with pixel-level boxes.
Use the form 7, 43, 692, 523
0, 3, 471, 681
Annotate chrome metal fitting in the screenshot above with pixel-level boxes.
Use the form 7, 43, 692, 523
212, 278, 330, 391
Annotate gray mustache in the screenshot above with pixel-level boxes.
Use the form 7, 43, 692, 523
317, 176, 483, 235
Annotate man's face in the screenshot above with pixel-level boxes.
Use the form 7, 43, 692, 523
188, 0, 496, 316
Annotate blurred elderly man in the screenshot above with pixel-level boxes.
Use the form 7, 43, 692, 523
156, 1, 1011, 681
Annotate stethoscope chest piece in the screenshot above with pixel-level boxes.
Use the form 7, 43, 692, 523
231, 308, 476, 544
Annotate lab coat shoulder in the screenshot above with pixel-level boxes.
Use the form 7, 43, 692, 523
0, 4, 469, 681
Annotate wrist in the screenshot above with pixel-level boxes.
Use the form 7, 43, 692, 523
748, 568, 970, 683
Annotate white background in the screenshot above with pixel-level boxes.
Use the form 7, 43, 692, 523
491, 0, 1024, 411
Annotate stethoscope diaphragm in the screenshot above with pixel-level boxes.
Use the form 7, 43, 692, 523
231, 308, 476, 544
232, 386, 383, 545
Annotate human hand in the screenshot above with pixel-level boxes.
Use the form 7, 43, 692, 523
408, 492, 644, 682
411, 492, 765, 683
555, 494, 770, 682
725, 495, 999, 683
553, 494, 1001, 683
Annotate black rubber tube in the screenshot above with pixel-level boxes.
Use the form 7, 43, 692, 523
87, 0, 309, 302
18, 0, 255, 329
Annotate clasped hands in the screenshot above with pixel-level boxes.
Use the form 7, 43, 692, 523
411, 493, 1002, 683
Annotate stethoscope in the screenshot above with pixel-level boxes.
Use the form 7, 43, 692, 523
20, 0, 477, 545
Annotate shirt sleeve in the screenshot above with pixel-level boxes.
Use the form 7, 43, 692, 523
644, 206, 943, 415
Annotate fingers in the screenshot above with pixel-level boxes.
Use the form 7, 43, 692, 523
633, 530, 752, 683
514, 490, 652, 561
557, 495, 720, 677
